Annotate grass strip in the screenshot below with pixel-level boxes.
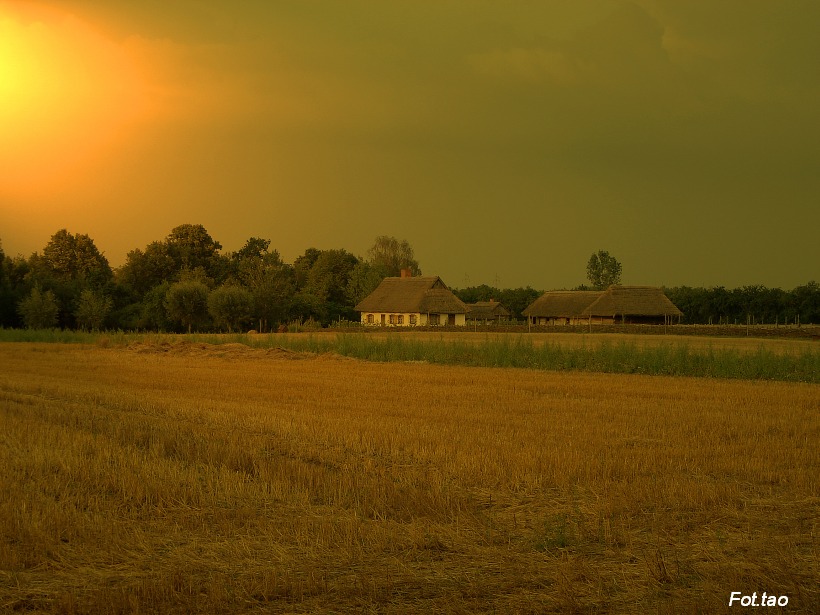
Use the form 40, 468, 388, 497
1, 328, 817, 383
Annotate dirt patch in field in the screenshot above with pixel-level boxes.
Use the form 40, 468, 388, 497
124, 341, 325, 361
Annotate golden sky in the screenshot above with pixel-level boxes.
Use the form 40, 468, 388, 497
1, 0, 818, 288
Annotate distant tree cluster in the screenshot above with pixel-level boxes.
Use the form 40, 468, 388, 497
576, 250, 819, 324
663, 283, 820, 325
0, 227, 423, 332
452, 285, 542, 321
0, 232, 817, 331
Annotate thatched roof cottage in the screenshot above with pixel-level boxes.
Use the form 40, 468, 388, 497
522, 291, 602, 325
582, 285, 682, 324
355, 270, 468, 326
523, 286, 682, 325
467, 300, 511, 323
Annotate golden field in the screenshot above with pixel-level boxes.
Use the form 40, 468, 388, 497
1, 340, 817, 613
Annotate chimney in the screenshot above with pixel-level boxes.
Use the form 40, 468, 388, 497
400, 268, 412, 278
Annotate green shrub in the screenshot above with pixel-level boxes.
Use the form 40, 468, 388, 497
17, 287, 59, 329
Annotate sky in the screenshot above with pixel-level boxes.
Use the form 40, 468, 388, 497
1, 0, 818, 290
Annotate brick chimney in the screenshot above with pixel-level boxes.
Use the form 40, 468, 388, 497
400, 268, 412, 278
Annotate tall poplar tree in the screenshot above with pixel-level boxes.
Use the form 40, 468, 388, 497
586, 250, 623, 290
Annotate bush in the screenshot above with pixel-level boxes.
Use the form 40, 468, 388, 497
208, 286, 252, 332
75, 290, 113, 331
17, 287, 59, 329
165, 281, 209, 333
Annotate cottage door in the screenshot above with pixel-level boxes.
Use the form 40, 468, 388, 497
448, 314, 455, 326
381, 314, 386, 326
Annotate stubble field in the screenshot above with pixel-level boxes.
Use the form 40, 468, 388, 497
1, 339, 817, 613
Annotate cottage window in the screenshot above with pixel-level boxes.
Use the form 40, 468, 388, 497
397, 315, 404, 325
429, 314, 440, 326
409, 315, 417, 325
367, 314, 374, 324
389, 314, 396, 325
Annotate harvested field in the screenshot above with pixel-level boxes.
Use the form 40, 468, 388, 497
1, 342, 817, 613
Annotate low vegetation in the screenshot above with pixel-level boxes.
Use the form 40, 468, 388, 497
2, 328, 818, 383
329, 333, 820, 383
1, 342, 817, 613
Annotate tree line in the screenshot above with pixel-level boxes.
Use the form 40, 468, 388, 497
0, 228, 817, 331
663, 284, 820, 326
0, 227, 422, 332
452, 283, 820, 326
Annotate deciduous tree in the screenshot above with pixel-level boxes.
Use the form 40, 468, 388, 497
306, 250, 359, 304
41, 229, 112, 287
165, 224, 223, 278
232, 237, 271, 262
0, 240, 12, 326
230, 245, 294, 329
165, 280, 209, 333
367, 236, 421, 277
346, 261, 390, 306
0, 253, 28, 328
117, 242, 176, 300
790, 281, 820, 324
586, 250, 622, 290
208, 285, 252, 332
293, 248, 323, 289
75, 290, 113, 331
304, 249, 359, 323
24, 230, 113, 328
18, 287, 59, 329
453, 284, 501, 304
498, 287, 542, 320
138, 282, 173, 331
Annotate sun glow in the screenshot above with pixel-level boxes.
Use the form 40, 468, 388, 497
0, 2, 149, 198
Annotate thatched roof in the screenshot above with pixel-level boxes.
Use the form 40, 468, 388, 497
467, 301, 511, 319
582, 286, 683, 317
355, 276, 468, 314
522, 291, 602, 318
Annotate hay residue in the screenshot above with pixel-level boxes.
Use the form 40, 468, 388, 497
123, 341, 321, 361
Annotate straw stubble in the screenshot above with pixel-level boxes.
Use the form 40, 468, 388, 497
1, 342, 816, 613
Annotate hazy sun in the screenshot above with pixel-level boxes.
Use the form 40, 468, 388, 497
0, 2, 148, 198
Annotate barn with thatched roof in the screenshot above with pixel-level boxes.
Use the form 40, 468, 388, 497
581, 285, 683, 324
523, 286, 683, 325
466, 300, 511, 323
522, 291, 602, 325
355, 271, 468, 326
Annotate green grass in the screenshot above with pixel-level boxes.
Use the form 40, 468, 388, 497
0, 327, 110, 344
324, 334, 819, 383
2, 328, 817, 383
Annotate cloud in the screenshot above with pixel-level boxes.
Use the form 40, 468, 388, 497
119, 36, 303, 125
118, 32, 411, 141
468, 47, 589, 85
468, 3, 674, 90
